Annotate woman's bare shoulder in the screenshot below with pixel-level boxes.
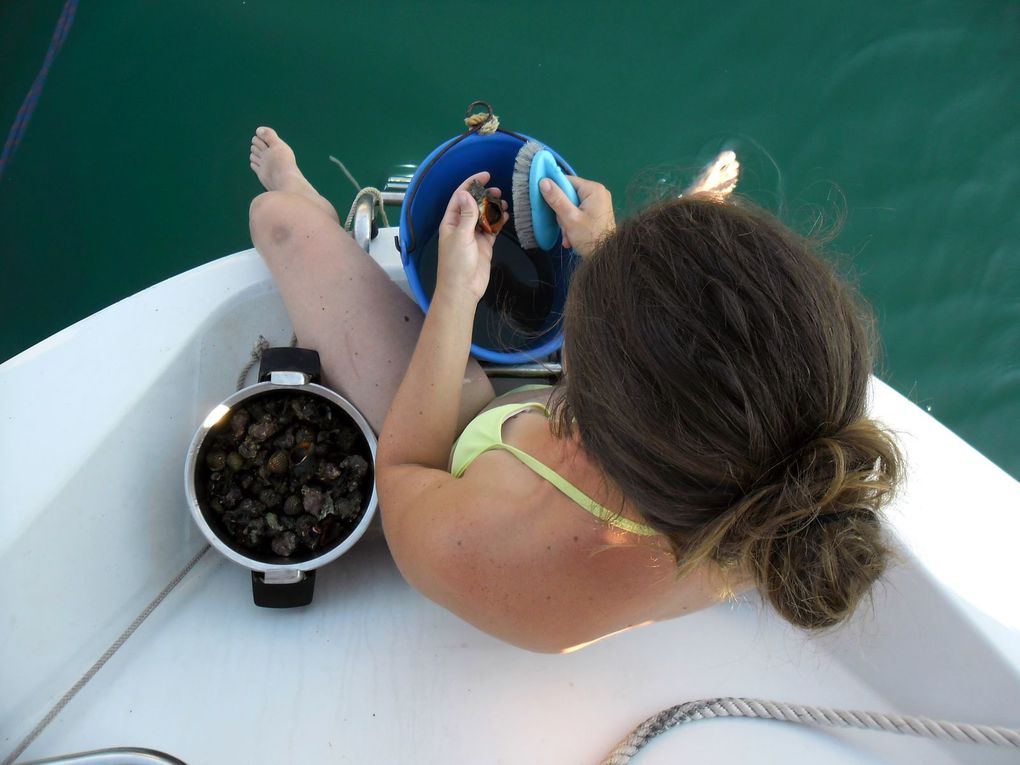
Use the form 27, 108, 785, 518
423, 449, 691, 651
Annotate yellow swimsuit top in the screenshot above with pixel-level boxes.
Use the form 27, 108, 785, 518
449, 387, 659, 537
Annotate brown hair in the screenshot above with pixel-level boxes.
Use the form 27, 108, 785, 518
554, 194, 902, 630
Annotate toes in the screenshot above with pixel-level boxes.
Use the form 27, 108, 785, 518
256, 126, 280, 145
686, 150, 741, 196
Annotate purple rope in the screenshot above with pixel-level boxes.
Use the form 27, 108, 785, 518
0, 0, 79, 181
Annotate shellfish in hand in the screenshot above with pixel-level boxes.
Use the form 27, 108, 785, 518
468, 180, 506, 235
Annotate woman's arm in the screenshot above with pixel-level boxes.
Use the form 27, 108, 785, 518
376, 172, 505, 539
377, 172, 503, 471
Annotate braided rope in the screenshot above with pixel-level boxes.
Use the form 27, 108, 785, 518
328, 155, 391, 230
342, 187, 390, 230
235, 335, 271, 390
234, 332, 299, 390
601, 697, 1020, 765
464, 110, 500, 134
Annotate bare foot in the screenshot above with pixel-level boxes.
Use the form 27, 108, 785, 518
250, 126, 339, 222
684, 150, 740, 199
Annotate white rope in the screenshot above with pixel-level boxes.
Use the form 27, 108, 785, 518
329, 155, 390, 230
2, 546, 212, 765
234, 332, 299, 390
235, 335, 271, 391
464, 110, 499, 134
600, 697, 1020, 765
342, 186, 390, 230
328, 154, 361, 192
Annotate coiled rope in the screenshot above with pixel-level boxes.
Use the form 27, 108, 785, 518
328, 155, 390, 230
464, 109, 500, 134
600, 697, 1020, 764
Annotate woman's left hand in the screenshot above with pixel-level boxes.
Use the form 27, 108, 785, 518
437, 172, 508, 303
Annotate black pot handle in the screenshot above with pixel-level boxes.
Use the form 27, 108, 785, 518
251, 345, 322, 609
251, 570, 317, 608
258, 347, 322, 384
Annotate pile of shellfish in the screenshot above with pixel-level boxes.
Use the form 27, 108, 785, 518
200, 392, 370, 558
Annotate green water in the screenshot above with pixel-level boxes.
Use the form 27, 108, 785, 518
2, 1, 1018, 479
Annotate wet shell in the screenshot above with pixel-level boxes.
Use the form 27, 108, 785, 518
271, 531, 298, 557
301, 486, 324, 516
248, 416, 278, 443
282, 494, 303, 516
468, 180, 505, 235
316, 461, 341, 482
238, 439, 259, 460
205, 450, 227, 472
226, 451, 245, 471
266, 450, 290, 475
229, 409, 250, 441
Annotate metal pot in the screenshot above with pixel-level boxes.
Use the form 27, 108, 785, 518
184, 348, 378, 608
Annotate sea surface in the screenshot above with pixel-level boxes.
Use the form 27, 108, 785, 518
1, 0, 1017, 478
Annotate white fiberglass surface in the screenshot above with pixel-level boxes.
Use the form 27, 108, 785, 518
17, 537, 1003, 765
3, 245, 1019, 764
0, 252, 287, 747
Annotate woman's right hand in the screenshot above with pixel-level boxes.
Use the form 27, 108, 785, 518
539, 175, 615, 257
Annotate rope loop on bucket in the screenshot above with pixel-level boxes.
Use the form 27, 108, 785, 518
464, 100, 500, 134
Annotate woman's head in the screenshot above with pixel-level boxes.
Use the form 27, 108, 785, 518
555, 194, 901, 630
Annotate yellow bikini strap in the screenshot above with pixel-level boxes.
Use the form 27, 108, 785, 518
497, 443, 659, 537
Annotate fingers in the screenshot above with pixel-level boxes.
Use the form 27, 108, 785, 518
442, 188, 479, 234
539, 178, 582, 223
564, 174, 605, 201
442, 173, 508, 238
442, 173, 487, 233
454, 170, 490, 193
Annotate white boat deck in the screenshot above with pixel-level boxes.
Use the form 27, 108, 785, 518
2, 239, 1019, 764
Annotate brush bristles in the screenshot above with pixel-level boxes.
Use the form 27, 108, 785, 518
512, 140, 545, 250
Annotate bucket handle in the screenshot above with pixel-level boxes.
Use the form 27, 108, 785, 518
402, 101, 527, 255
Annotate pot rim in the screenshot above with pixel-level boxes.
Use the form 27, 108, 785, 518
184, 381, 378, 572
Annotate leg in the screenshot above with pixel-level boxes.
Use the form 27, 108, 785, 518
248, 128, 494, 433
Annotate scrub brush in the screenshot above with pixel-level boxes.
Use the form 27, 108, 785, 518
511, 141, 580, 251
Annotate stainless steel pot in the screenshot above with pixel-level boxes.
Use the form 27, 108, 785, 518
184, 348, 378, 608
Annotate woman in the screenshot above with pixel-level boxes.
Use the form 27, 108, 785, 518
249, 127, 900, 653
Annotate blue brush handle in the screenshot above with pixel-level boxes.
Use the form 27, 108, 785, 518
529, 149, 580, 251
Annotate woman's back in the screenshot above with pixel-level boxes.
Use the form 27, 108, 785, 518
434, 387, 734, 652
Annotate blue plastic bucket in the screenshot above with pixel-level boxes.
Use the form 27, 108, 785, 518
399, 130, 579, 364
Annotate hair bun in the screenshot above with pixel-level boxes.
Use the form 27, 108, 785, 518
743, 419, 902, 630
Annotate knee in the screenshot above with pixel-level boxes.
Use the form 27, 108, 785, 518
249, 191, 297, 247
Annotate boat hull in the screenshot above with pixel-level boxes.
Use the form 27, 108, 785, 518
2, 238, 1018, 764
